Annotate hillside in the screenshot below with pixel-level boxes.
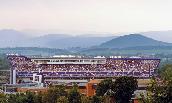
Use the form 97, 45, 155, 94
77, 46, 172, 56
23, 34, 116, 48
0, 29, 29, 41
141, 30, 172, 43
0, 29, 115, 48
0, 47, 70, 56
100, 34, 172, 48
0, 29, 29, 47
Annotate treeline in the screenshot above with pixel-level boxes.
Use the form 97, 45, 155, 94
0, 47, 70, 56
1, 46, 172, 56
0, 76, 138, 103
140, 64, 172, 103
0, 54, 10, 70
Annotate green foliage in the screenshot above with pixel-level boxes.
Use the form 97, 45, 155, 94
0, 93, 7, 103
25, 91, 35, 103
96, 77, 137, 103
96, 78, 115, 96
90, 95, 102, 103
140, 64, 172, 103
8, 93, 28, 103
68, 84, 81, 103
0, 84, 82, 103
141, 78, 172, 103
159, 64, 172, 81
114, 76, 138, 103
79, 46, 172, 56
43, 85, 67, 103
34, 92, 43, 103
6, 92, 35, 103
57, 96, 68, 103
81, 95, 91, 103
0, 47, 70, 56
3, 85, 68, 103
0, 54, 10, 70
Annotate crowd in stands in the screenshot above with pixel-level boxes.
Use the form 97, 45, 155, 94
7, 55, 38, 71
7, 55, 160, 78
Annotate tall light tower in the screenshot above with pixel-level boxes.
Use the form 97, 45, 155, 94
10, 67, 16, 84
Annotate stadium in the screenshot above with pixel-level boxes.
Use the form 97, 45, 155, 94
7, 54, 160, 82
4, 54, 160, 96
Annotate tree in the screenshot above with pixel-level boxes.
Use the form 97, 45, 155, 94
96, 78, 115, 96
57, 96, 68, 103
25, 91, 35, 103
43, 85, 67, 103
68, 84, 81, 103
95, 77, 137, 103
153, 64, 172, 103
0, 54, 10, 70
140, 64, 172, 103
12, 93, 28, 103
81, 95, 91, 103
160, 64, 172, 81
140, 77, 172, 103
0, 93, 7, 103
114, 76, 138, 103
7, 94, 17, 103
34, 92, 43, 103
90, 95, 102, 103
104, 89, 115, 103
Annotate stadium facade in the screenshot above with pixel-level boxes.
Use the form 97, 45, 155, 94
7, 55, 160, 85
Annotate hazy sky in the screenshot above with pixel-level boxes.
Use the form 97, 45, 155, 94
0, 0, 172, 36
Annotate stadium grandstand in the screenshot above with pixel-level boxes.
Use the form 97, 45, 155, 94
7, 54, 160, 85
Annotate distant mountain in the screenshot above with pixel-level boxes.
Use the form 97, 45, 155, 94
20, 34, 72, 47
2, 29, 172, 49
45, 36, 116, 48
22, 34, 116, 48
141, 30, 172, 43
0, 29, 29, 41
77, 46, 172, 56
0, 29, 116, 48
0, 29, 172, 56
0, 29, 29, 47
100, 34, 172, 48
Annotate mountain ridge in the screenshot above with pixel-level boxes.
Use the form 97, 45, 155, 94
100, 34, 172, 48
0, 29, 115, 48
0, 29, 172, 49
